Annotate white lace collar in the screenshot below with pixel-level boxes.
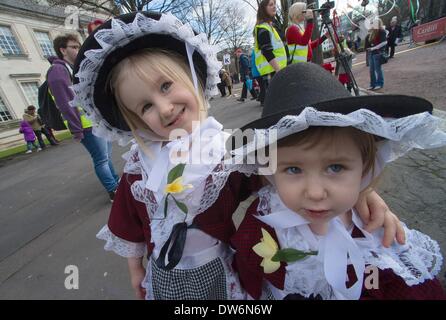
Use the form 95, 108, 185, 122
132, 116, 227, 201
254, 186, 443, 300
121, 117, 240, 248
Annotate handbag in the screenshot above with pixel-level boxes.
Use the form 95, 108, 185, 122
246, 78, 253, 91
380, 52, 389, 64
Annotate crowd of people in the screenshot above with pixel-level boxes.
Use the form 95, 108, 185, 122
14, 0, 446, 300
217, 1, 406, 102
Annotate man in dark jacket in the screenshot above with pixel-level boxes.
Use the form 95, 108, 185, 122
387, 16, 402, 58
47, 34, 119, 202
235, 49, 258, 102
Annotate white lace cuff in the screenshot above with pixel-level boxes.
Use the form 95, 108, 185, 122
96, 225, 147, 258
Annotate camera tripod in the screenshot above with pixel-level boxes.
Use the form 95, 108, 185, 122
314, 6, 360, 96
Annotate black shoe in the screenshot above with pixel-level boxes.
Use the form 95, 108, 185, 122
250, 97, 257, 100
237, 98, 245, 102
108, 190, 116, 203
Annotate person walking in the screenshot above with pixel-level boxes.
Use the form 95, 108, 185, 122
254, 0, 287, 106
367, 18, 387, 91
386, 16, 402, 59
23, 105, 58, 148
19, 119, 41, 154
221, 69, 233, 97
236, 48, 258, 102
47, 34, 119, 202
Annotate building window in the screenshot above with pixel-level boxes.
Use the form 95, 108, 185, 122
34, 31, 56, 58
0, 25, 23, 55
20, 81, 40, 107
0, 95, 14, 122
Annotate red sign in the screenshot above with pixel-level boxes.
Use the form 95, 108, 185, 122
412, 17, 446, 43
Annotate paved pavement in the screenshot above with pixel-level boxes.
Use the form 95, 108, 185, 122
352, 40, 446, 111
0, 41, 445, 299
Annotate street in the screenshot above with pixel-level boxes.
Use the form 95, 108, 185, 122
0, 40, 445, 299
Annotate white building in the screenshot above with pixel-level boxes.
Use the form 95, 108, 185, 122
0, 0, 112, 125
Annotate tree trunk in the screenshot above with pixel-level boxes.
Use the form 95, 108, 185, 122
309, 0, 323, 64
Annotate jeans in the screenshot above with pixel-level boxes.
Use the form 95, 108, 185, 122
81, 130, 119, 192
369, 53, 384, 87
34, 130, 46, 149
26, 141, 38, 151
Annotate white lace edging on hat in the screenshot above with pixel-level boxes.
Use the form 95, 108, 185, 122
232, 107, 446, 167
96, 225, 147, 258
71, 12, 222, 145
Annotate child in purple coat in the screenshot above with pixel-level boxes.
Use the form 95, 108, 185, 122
19, 120, 41, 154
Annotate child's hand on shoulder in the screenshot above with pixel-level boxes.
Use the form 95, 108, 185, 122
354, 189, 406, 248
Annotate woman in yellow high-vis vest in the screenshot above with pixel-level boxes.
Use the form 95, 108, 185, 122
254, 0, 287, 106
286, 2, 328, 64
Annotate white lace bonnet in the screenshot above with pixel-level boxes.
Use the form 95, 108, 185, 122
71, 11, 221, 145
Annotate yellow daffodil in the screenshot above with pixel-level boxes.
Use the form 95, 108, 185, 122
164, 177, 193, 194
252, 228, 281, 274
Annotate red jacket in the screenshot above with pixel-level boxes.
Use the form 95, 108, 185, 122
231, 198, 446, 300
286, 22, 326, 62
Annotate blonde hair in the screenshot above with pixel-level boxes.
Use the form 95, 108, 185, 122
277, 126, 377, 179
370, 18, 383, 41
289, 2, 306, 23
107, 49, 208, 154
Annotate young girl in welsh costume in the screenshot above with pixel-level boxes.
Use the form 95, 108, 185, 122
73, 12, 407, 300
231, 63, 446, 300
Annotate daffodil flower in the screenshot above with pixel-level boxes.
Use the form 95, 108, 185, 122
252, 228, 318, 274
252, 228, 281, 274
164, 177, 193, 194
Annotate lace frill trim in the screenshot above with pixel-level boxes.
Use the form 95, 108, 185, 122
120, 140, 248, 249
71, 12, 222, 145
232, 107, 446, 164
363, 227, 444, 287
96, 225, 147, 258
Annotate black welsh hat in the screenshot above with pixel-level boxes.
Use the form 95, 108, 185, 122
229, 63, 445, 164
241, 62, 432, 131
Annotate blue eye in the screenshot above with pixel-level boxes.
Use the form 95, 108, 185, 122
286, 167, 302, 175
161, 81, 172, 92
142, 103, 152, 114
328, 164, 344, 173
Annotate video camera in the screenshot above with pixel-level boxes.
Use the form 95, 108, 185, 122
320, 0, 335, 10
304, 0, 335, 14
303, 0, 335, 17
